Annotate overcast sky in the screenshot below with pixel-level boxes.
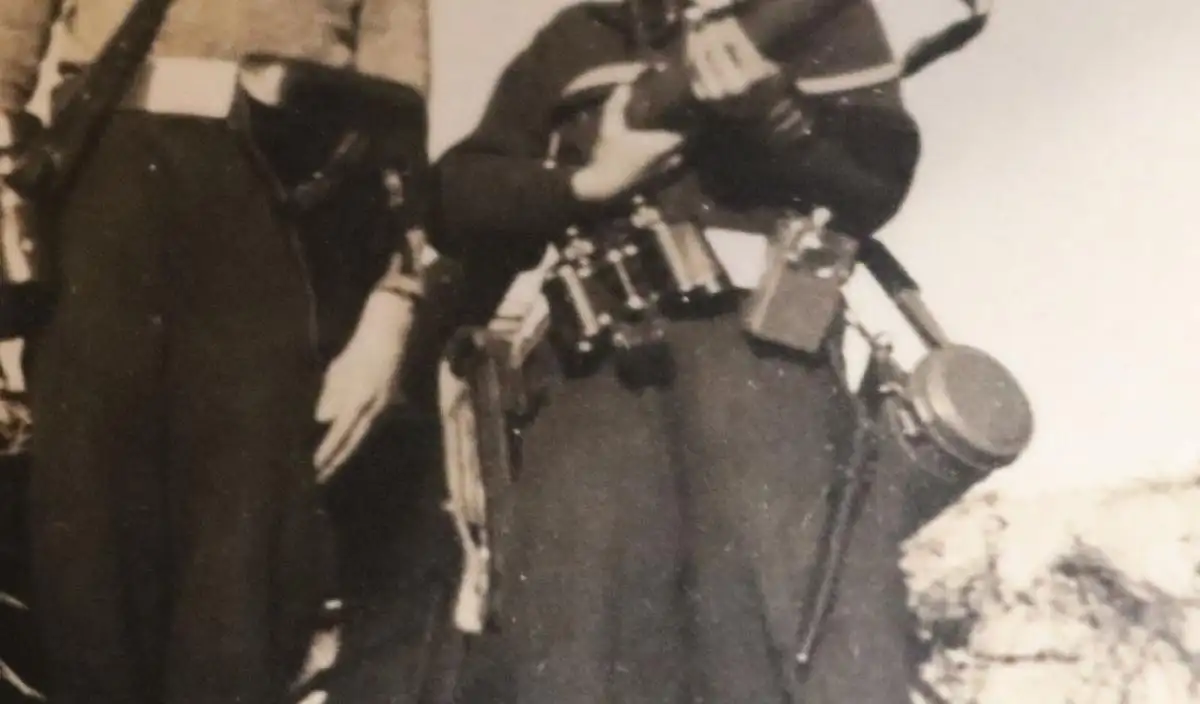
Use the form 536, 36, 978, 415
431, 0, 1200, 494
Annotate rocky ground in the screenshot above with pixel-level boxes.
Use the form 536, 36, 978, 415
905, 476, 1200, 703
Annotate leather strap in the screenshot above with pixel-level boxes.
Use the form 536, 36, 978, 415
795, 0, 991, 95
559, 0, 993, 115
5, 0, 178, 199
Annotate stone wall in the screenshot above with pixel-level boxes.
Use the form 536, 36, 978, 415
905, 477, 1200, 703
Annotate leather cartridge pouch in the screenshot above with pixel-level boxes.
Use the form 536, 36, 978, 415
741, 207, 858, 354
541, 223, 674, 385
231, 55, 428, 212
542, 231, 616, 365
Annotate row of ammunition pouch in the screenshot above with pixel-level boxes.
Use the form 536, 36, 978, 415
541, 197, 856, 375
539, 198, 1036, 499
541, 198, 732, 375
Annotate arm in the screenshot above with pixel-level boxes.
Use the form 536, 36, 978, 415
350, 0, 559, 326
0, 0, 61, 114
742, 98, 920, 238
713, 0, 922, 239
429, 11, 593, 273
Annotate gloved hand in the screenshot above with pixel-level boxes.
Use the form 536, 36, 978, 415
683, 11, 816, 147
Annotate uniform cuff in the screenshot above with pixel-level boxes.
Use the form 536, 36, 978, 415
373, 251, 425, 301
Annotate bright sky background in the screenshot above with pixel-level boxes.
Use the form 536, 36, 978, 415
431, 0, 1200, 495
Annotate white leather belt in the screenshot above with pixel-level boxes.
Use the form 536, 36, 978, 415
703, 227, 770, 290
93, 57, 293, 119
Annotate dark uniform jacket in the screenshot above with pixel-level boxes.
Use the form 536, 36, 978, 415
431, 0, 921, 315
431, 5, 925, 701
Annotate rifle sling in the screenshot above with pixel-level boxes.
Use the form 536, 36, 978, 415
5, 0, 178, 200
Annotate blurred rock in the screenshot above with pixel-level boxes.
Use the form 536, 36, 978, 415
904, 476, 1200, 703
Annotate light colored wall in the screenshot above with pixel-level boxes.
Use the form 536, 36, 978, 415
431, 0, 1200, 495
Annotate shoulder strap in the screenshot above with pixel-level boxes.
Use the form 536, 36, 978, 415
5, 0, 178, 199
560, 0, 991, 111
55, 0, 178, 122
795, 0, 990, 95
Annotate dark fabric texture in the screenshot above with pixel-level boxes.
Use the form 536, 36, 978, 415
433, 2, 923, 701
25, 112, 334, 704
452, 314, 916, 703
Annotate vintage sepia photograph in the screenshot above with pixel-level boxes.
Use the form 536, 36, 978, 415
0, 0, 1197, 702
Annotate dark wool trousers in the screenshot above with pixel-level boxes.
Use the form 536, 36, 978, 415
26, 112, 334, 704
453, 311, 916, 704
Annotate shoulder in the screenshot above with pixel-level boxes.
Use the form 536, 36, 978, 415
529, 1, 628, 46
779, 0, 895, 70
512, 1, 631, 87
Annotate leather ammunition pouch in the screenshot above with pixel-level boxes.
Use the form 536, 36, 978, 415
541, 204, 733, 377
232, 56, 428, 215
741, 207, 857, 354
539, 109, 735, 379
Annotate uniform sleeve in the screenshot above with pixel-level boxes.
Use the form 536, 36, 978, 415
429, 11, 593, 272
0, 0, 61, 113
751, 99, 921, 238
353, 0, 431, 95
728, 0, 922, 239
